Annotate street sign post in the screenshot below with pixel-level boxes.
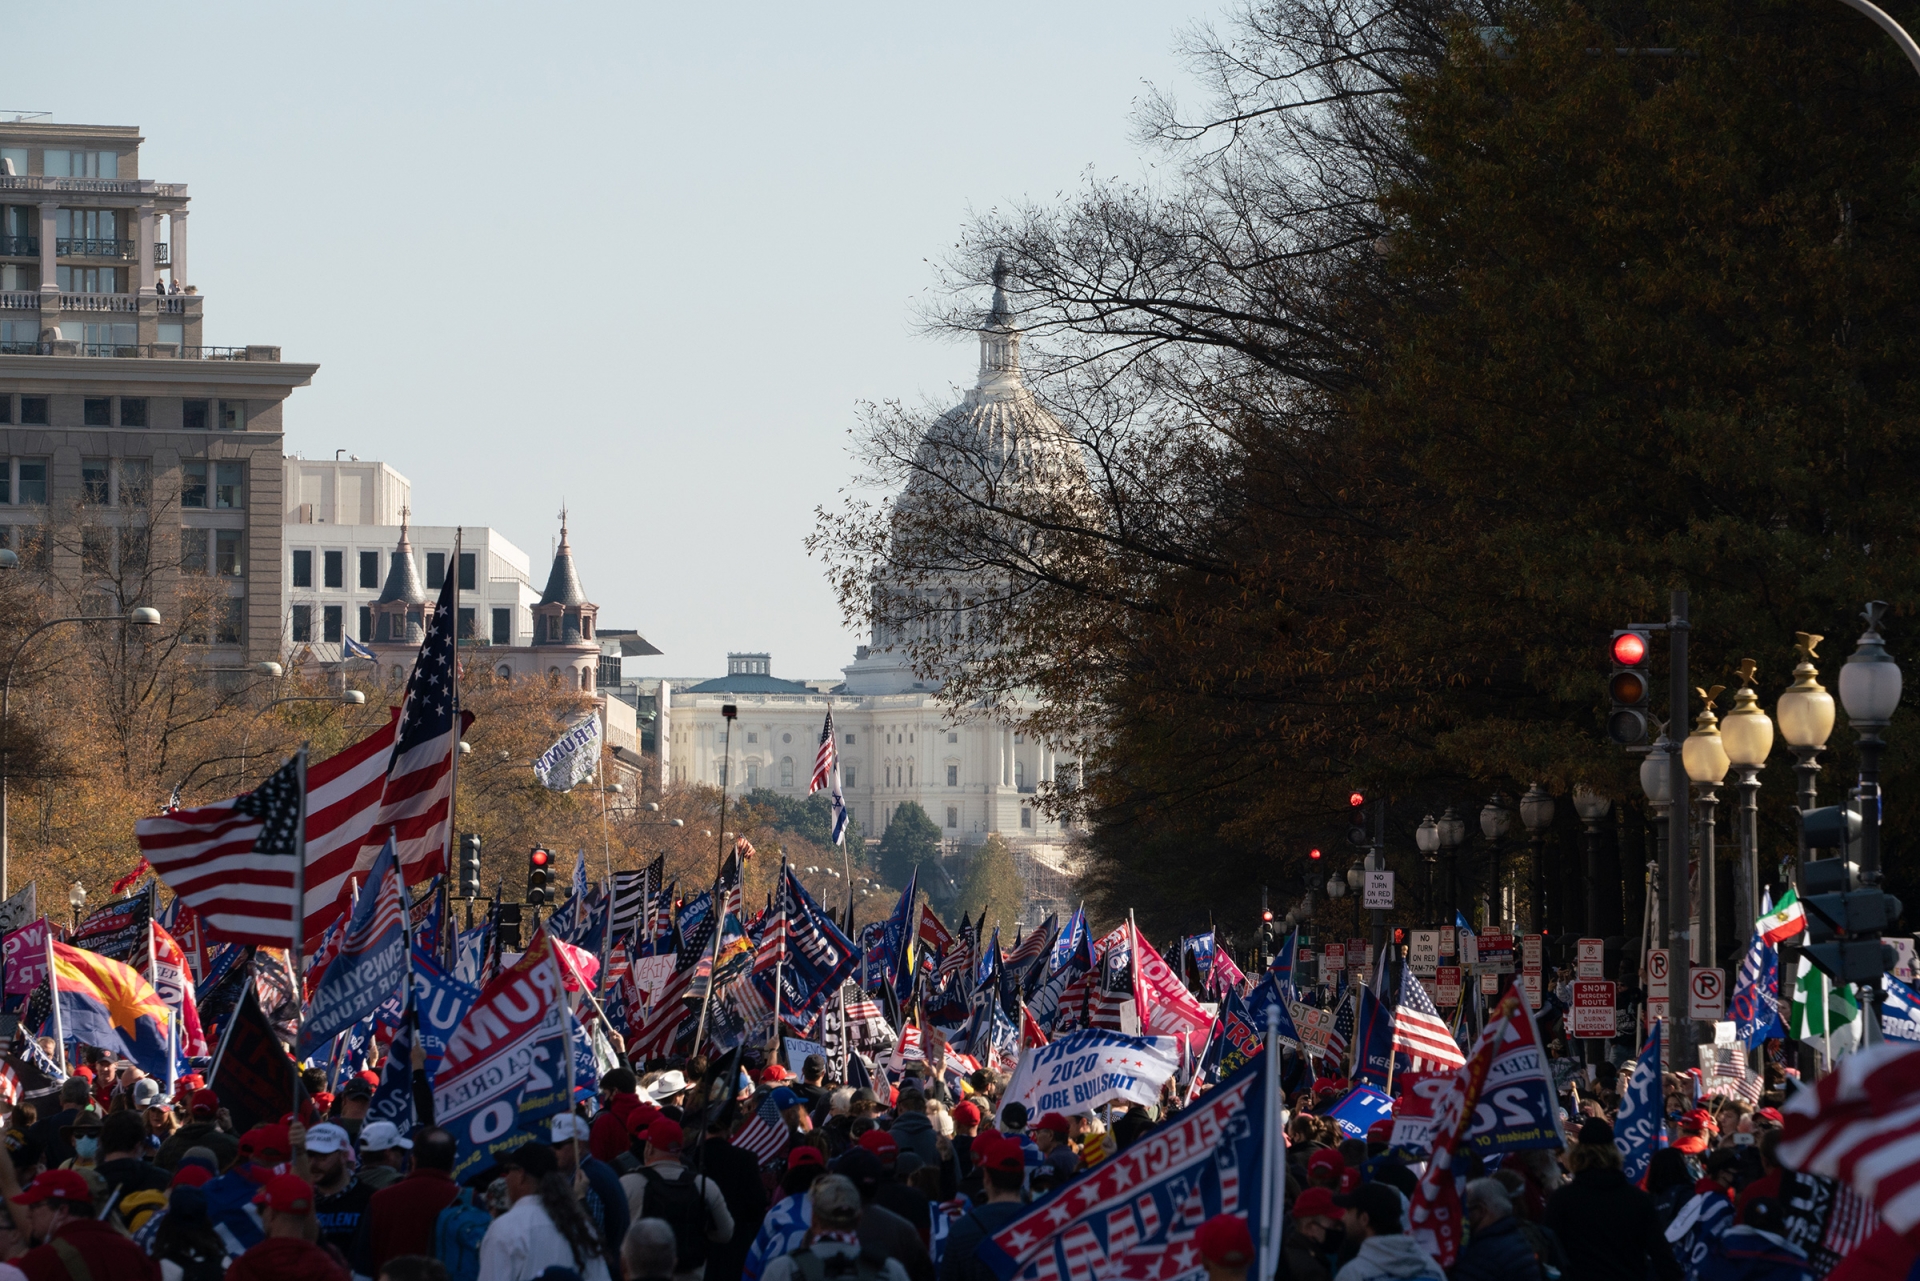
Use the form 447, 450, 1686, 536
1571, 980, 1617, 1038
1434, 964, 1462, 1007
1688, 967, 1727, 1021
1324, 943, 1345, 973
1409, 930, 1440, 976
1576, 938, 1605, 979
1521, 934, 1543, 974
1364, 871, 1395, 911
1647, 948, 1670, 1001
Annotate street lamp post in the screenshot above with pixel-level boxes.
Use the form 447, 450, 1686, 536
239, 691, 368, 784
1839, 602, 1902, 887
67, 879, 84, 928
1345, 856, 1364, 938
1572, 787, 1612, 938
1415, 815, 1440, 925
1480, 796, 1511, 930
1437, 806, 1466, 926
1, 607, 162, 897
1721, 660, 1775, 949
1777, 634, 1836, 879
1519, 785, 1554, 934
1639, 735, 1674, 947
1683, 685, 1731, 974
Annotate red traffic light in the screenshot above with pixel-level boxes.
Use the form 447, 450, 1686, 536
530, 848, 549, 866
1611, 632, 1648, 665
1348, 791, 1365, 808
1262, 910, 1274, 921
1309, 847, 1322, 860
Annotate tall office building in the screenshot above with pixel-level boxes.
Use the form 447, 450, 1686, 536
0, 119, 312, 659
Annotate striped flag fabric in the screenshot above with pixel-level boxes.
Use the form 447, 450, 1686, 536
733, 1091, 790, 1166
362, 570, 464, 887
809, 712, 837, 794
1779, 1041, 1920, 1234
134, 756, 307, 946
628, 963, 696, 1060
611, 858, 661, 935
1326, 989, 1355, 1061
1758, 886, 1807, 946
752, 866, 791, 976
1393, 972, 1466, 1070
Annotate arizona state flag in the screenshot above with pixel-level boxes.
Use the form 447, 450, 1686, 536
52, 941, 175, 1079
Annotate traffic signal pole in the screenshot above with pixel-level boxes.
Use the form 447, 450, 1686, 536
1668, 589, 1695, 1070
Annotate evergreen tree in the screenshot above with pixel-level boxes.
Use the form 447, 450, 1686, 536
954, 834, 1024, 936
876, 801, 943, 888
739, 788, 863, 853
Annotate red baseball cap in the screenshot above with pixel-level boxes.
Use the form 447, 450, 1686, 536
1035, 1112, 1070, 1137
625, 1102, 662, 1138
1367, 1119, 1395, 1143
251, 1173, 315, 1215
973, 1136, 1024, 1175
858, 1129, 899, 1162
1307, 1149, 1345, 1177
239, 1124, 291, 1162
190, 1088, 219, 1118
787, 1146, 826, 1172
1756, 1107, 1784, 1125
1195, 1214, 1254, 1267
951, 1101, 981, 1126
760, 1064, 792, 1082
10, 1170, 91, 1208
1293, 1187, 1340, 1221
171, 1165, 213, 1189
647, 1119, 684, 1152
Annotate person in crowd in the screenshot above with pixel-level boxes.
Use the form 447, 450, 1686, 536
594, 1070, 645, 1171
10, 1168, 160, 1279
847, 1137, 930, 1245
363, 1127, 461, 1274
1450, 1178, 1541, 1281
620, 1118, 732, 1280
305, 1121, 375, 1267
623, 1219, 682, 1281
353, 1121, 409, 1191
1330, 1182, 1444, 1281
476, 1141, 611, 1281
553, 1114, 629, 1276
1280, 1186, 1343, 1281
147, 1179, 230, 1281
1195, 1214, 1253, 1281
1029, 1113, 1077, 1181
760, 1175, 910, 1281
156, 1090, 238, 1172
204, 1124, 293, 1256
94, 1108, 169, 1205
946, 1100, 979, 1193
935, 1137, 1026, 1281
1647, 1148, 1696, 1229
687, 1107, 766, 1281
771, 1088, 812, 1139
739, 1149, 829, 1281
819, 1090, 857, 1158
224, 1174, 347, 1281
1543, 1119, 1682, 1281
25, 1080, 89, 1171
796, 1058, 831, 1112
1736, 1130, 1786, 1225
890, 1091, 941, 1170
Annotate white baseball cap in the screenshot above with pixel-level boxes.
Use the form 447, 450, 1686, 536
303, 1122, 353, 1155
358, 1120, 412, 1153
549, 1115, 591, 1143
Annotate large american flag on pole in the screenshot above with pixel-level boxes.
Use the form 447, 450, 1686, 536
135, 756, 308, 946
361, 570, 463, 890
1393, 972, 1466, 1070
809, 712, 837, 793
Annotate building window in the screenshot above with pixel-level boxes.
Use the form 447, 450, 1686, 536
119, 459, 148, 506
947, 764, 958, 787
323, 605, 343, 643
845, 766, 857, 789
497, 664, 512, 680
358, 605, 372, 642
215, 598, 243, 645
1015, 761, 1026, 790
716, 759, 727, 787
291, 549, 312, 588
180, 462, 207, 508
845, 734, 856, 745
214, 529, 242, 578
58, 267, 123, 294
582, 666, 592, 690
18, 397, 46, 426
745, 762, 758, 789
907, 763, 914, 786
291, 605, 312, 642
119, 397, 147, 428
179, 528, 207, 575
457, 607, 475, 640
183, 400, 209, 431
491, 607, 510, 645
323, 550, 343, 588
10, 527, 47, 572
780, 758, 794, 787
459, 552, 475, 591
218, 401, 245, 431
948, 732, 958, 743
214, 462, 242, 509
44, 149, 117, 178
1020, 808, 1033, 828
82, 398, 111, 427
426, 552, 445, 590
15, 461, 44, 506
121, 526, 148, 575
946, 806, 958, 828
746, 733, 758, 744
359, 550, 379, 589
0, 398, 8, 424
80, 459, 108, 504
80, 527, 110, 574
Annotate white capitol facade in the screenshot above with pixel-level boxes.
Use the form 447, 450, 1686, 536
660, 274, 1080, 917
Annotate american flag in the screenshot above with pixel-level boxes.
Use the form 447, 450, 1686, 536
1005, 918, 1053, 975
611, 858, 662, 935
134, 755, 307, 946
1392, 972, 1466, 1070
1779, 1041, 1920, 1235
809, 712, 837, 793
752, 867, 791, 976
733, 1091, 791, 1167
628, 963, 696, 1059
362, 571, 464, 887
1326, 989, 1355, 1061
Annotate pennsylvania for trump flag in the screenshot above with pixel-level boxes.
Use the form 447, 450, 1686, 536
299, 838, 408, 1056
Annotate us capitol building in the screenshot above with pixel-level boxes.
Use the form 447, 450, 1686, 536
658, 271, 1079, 923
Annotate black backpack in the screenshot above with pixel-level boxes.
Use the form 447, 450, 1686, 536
790, 1247, 891, 1281
637, 1165, 713, 1271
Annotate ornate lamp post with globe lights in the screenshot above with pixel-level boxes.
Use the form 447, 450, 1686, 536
1776, 634, 1836, 876
1682, 686, 1731, 970
1480, 796, 1512, 930
1720, 660, 1775, 947
1839, 603, 1903, 888
1519, 785, 1554, 934
1416, 814, 1440, 925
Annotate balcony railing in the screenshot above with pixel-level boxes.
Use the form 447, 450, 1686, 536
60, 293, 135, 312
154, 243, 168, 265
0, 292, 199, 312
56, 238, 135, 260
0, 176, 187, 197
0, 237, 35, 256
0, 342, 279, 361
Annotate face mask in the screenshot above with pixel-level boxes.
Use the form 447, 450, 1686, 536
75, 1137, 97, 1160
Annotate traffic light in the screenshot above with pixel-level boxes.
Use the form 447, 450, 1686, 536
1607, 630, 1652, 745
1800, 854, 1904, 986
526, 846, 552, 906
458, 833, 482, 898
1346, 792, 1370, 847
1802, 804, 1862, 861
1309, 847, 1322, 861
497, 902, 523, 951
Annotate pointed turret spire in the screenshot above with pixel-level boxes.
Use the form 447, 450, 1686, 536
376, 507, 426, 605
976, 253, 1022, 395
539, 505, 588, 607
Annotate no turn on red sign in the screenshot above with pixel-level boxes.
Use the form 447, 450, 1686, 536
1688, 967, 1727, 1021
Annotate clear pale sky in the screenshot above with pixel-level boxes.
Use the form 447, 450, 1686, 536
10, 1, 1216, 681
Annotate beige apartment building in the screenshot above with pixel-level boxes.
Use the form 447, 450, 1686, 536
0, 119, 313, 660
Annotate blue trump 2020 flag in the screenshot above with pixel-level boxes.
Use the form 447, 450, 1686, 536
979, 1054, 1278, 1280
1352, 984, 1395, 1088
1730, 932, 1785, 1049
1881, 974, 1920, 1042
300, 838, 409, 1056
1613, 1021, 1664, 1184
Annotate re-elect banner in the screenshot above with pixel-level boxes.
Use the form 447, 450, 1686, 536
299, 840, 408, 1057
998, 1028, 1180, 1119
1325, 1084, 1396, 1139
1454, 984, 1566, 1157
434, 931, 569, 1182
979, 1056, 1277, 1281
1613, 1022, 1663, 1184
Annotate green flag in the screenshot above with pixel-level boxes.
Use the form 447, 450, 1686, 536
1788, 955, 1859, 1043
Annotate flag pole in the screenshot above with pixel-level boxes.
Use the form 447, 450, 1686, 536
446, 527, 463, 965
46, 929, 63, 1073
769, 857, 786, 1060
692, 708, 736, 1054
292, 744, 308, 1119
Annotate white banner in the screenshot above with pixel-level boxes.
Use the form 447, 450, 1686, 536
534, 712, 602, 792
1000, 1028, 1180, 1120
0, 883, 35, 936
785, 1036, 829, 1075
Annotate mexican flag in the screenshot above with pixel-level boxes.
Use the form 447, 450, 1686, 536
1758, 887, 1807, 946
